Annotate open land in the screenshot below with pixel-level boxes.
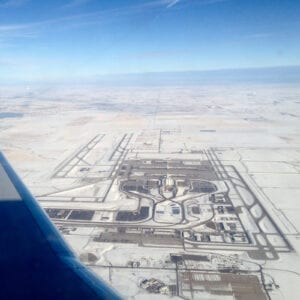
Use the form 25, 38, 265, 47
0, 84, 300, 299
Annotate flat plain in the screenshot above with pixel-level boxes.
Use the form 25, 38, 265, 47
1, 84, 300, 299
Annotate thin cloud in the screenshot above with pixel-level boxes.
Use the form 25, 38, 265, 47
0, 0, 229, 41
0, 2, 162, 36
147, 0, 230, 10
62, 0, 92, 9
165, 0, 230, 9
0, 24, 31, 32
0, 23, 37, 41
114, 49, 192, 60
245, 33, 273, 39
0, 0, 29, 8
166, 0, 180, 8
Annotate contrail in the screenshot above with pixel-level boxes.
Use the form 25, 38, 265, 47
166, 0, 180, 8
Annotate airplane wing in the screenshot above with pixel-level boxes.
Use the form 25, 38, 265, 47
0, 152, 122, 300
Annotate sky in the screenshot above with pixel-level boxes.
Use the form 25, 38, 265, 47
0, 0, 300, 82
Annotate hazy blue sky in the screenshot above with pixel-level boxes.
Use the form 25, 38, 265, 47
0, 0, 299, 82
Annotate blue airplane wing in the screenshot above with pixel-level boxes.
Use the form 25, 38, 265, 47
0, 152, 122, 300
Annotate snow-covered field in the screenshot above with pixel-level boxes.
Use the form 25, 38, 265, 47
0, 84, 300, 299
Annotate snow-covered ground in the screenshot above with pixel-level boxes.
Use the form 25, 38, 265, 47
1, 84, 300, 299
